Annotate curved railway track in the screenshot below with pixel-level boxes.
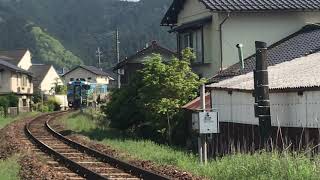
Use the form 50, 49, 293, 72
25, 112, 170, 180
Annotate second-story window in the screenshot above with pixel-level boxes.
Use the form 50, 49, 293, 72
21, 75, 27, 87
179, 28, 203, 63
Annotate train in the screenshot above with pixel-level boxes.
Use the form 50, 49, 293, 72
67, 79, 108, 108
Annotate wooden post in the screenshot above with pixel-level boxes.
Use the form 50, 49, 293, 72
254, 41, 271, 147
200, 84, 208, 164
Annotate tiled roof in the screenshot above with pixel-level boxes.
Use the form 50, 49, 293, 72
29, 64, 52, 89
209, 25, 320, 83
63, 65, 113, 79
0, 58, 32, 75
0, 49, 28, 66
113, 41, 176, 70
161, 0, 320, 25
208, 52, 320, 91
200, 0, 320, 12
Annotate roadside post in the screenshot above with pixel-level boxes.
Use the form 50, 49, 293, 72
254, 41, 271, 147
192, 84, 219, 165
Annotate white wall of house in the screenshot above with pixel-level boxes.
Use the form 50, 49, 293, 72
17, 50, 32, 70
177, 0, 211, 25
176, 0, 320, 78
40, 66, 63, 94
220, 11, 320, 69
10, 73, 33, 94
212, 90, 320, 128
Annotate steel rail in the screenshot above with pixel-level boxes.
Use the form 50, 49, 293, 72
46, 116, 170, 180
25, 113, 108, 179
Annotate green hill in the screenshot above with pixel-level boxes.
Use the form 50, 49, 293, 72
0, 0, 174, 69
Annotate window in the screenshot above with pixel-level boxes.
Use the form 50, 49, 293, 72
70, 78, 74, 81
179, 28, 203, 63
21, 75, 27, 87
88, 77, 92, 81
22, 99, 27, 107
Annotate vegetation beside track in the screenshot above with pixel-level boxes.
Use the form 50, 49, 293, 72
0, 155, 20, 180
0, 112, 40, 129
61, 112, 320, 179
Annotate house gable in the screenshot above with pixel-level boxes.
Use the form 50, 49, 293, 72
39, 66, 63, 94
17, 50, 32, 70
177, 0, 211, 25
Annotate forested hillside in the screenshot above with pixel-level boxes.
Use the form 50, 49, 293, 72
0, 0, 174, 69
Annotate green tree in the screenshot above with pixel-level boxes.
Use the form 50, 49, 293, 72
105, 49, 205, 143
139, 49, 205, 143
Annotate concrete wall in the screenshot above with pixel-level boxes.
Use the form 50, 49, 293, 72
18, 50, 32, 70
176, 0, 320, 78
40, 66, 63, 94
212, 90, 320, 128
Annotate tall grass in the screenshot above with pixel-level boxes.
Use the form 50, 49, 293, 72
0, 112, 39, 129
0, 155, 20, 180
62, 113, 320, 179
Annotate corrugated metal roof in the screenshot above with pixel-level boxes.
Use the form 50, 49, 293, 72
209, 25, 320, 83
182, 93, 212, 111
207, 52, 320, 90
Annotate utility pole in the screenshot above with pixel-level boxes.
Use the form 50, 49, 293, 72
116, 28, 121, 89
96, 47, 103, 69
254, 41, 271, 147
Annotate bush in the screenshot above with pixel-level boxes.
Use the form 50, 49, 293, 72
6, 93, 18, 107
46, 97, 61, 111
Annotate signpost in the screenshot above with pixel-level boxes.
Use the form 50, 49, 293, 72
192, 84, 219, 164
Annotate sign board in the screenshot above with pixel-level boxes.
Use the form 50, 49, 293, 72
199, 111, 219, 134
192, 111, 219, 134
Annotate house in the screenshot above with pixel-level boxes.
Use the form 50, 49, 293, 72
0, 58, 33, 110
63, 65, 114, 84
0, 49, 32, 70
202, 25, 320, 153
29, 64, 64, 94
62, 65, 114, 100
113, 41, 176, 85
161, 0, 320, 78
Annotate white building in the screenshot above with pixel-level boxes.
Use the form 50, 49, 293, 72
208, 52, 320, 129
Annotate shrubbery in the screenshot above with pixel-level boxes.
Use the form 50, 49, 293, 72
104, 49, 205, 144
0, 94, 19, 117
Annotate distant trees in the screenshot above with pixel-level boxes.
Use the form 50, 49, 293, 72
104, 49, 205, 144
28, 26, 83, 69
0, 0, 174, 69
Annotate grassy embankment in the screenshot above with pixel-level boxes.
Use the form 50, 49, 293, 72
0, 155, 20, 180
0, 112, 39, 129
0, 112, 40, 180
61, 112, 320, 179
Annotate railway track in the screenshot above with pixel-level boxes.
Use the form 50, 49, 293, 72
25, 112, 170, 180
